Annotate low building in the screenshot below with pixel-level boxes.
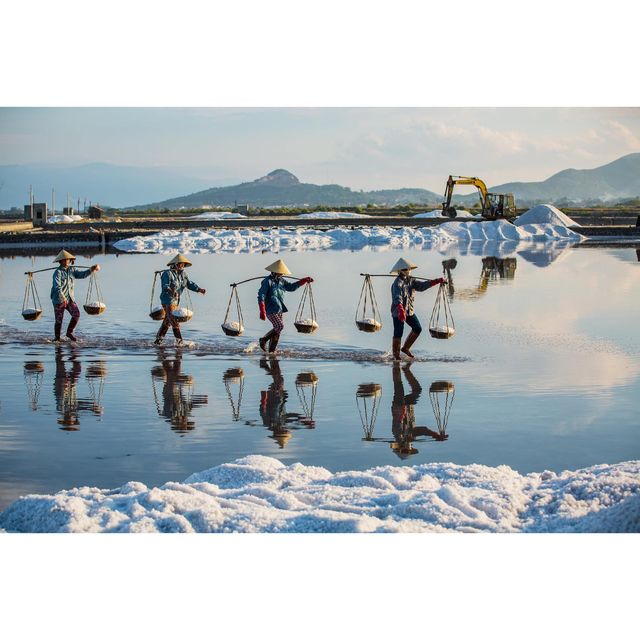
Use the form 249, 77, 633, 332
24, 202, 48, 226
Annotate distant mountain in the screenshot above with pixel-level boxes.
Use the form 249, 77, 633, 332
134, 169, 443, 209
0, 163, 220, 210
483, 153, 640, 204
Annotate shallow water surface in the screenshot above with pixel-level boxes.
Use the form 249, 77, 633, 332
0, 246, 638, 509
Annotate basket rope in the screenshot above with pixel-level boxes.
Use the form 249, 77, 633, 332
84, 271, 104, 306
429, 281, 455, 333
355, 275, 381, 323
22, 273, 42, 313
223, 285, 244, 327
295, 283, 316, 324
149, 272, 160, 314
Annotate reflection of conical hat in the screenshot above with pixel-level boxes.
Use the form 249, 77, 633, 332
265, 259, 291, 275
167, 253, 193, 267
390, 258, 417, 274
53, 249, 76, 262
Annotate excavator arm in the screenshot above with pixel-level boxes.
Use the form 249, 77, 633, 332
442, 175, 490, 218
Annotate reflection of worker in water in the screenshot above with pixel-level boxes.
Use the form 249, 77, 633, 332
152, 350, 208, 434
53, 346, 82, 430
442, 257, 516, 301
391, 364, 446, 458
259, 357, 292, 447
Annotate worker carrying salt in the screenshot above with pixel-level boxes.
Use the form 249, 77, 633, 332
257, 259, 313, 353
154, 253, 206, 346
390, 258, 445, 360
50, 249, 100, 342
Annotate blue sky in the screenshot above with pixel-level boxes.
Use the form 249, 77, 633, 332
1, 108, 638, 192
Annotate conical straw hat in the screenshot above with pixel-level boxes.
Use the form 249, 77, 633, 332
53, 249, 76, 262
265, 259, 291, 275
390, 258, 417, 274
167, 253, 193, 267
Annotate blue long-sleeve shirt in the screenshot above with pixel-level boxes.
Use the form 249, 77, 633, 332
390, 276, 437, 317
160, 269, 201, 306
50, 266, 92, 304
257, 275, 302, 315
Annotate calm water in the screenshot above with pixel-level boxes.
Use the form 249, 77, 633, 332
0, 245, 638, 509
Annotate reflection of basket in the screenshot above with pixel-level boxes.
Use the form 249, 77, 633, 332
429, 380, 455, 393
294, 319, 318, 334
222, 321, 244, 337
429, 326, 456, 339
296, 371, 319, 387
22, 308, 43, 321
356, 382, 382, 398
84, 302, 106, 315
149, 306, 166, 321
294, 283, 318, 334
356, 319, 381, 333
355, 275, 382, 333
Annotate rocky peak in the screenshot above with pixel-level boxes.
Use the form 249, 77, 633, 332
254, 169, 300, 186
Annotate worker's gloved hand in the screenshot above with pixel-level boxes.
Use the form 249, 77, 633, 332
397, 303, 406, 323
299, 276, 314, 285
199, 288, 206, 295
433, 277, 446, 286
259, 301, 267, 321
91, 264, 100, 272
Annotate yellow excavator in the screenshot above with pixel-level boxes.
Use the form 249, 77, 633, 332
442, 175, 516, 219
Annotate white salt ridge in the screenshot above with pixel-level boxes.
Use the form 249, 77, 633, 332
171, 308, 193, 319
413, 209, 477, 219
85, 301, 106, 309
222, 321, 244, 332
113, 220, 583, 255
297, 211, 371, 219
48, 214, 84, 223
1, 456, 637, 533
515, 204, 580, 227
192, 211, 246, 220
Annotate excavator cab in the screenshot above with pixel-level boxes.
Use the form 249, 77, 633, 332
442, 175, 516, 220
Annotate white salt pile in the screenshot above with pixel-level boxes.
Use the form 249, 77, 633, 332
113, 220, 583, 255
47, 214, 83, 223
192, 212, 246, 220
514, 204, 579, 227
1, 455, 637, 533
171, 308, 193, 320
295, 318, 318, 328
85, 301, 106, 310
297, 211, 371, 219
222, 321, 244, 333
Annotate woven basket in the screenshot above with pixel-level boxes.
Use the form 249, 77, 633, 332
222, 322, 244, 337
172, 308, 193, 323
294, 320, 318, 334
429, 327, 455, 340
356, 319, 381, 333
149, 307, 166, 321
22, 308, 42, 321
84, 302, 106, 315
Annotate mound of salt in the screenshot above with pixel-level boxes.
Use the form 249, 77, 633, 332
222, 321, 244, 332
85, 301, 106, 309
514, 204, 579, 228
295, 318, 318, 328
171, 308, 193, 319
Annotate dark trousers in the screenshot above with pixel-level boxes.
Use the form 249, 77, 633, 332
392, 313, 422, 339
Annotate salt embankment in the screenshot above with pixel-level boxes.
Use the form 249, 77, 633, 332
297, 211, 371, 219
113, 218, 583, 255
413, 209, 477, 219
1, 456, 637, 533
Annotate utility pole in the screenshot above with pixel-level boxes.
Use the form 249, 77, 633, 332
29, 184, 33, 219
52, 188, 55, 216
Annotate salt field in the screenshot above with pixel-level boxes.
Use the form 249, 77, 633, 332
0, 235, 638, 531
